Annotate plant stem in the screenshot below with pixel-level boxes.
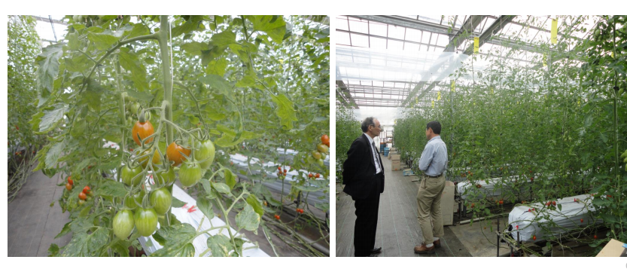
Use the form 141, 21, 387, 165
158, 16, 174, 145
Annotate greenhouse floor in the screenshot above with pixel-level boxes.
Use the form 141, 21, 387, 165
8, 169, 72, 257
336, 155, 510, 257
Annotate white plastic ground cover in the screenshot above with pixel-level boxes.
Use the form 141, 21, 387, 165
456, 174, 533, 200
138, 185, 269, 257
507, 194, 600, 243
229, 153, 329, 207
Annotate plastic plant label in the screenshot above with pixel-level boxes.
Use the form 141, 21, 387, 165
474, 37, 479, 54
551, 19, 558, 44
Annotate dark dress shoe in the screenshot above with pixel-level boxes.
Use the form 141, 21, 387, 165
371, 247, 382, 254
414, 244, 435, 254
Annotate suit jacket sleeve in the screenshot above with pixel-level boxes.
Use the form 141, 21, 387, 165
342, 138, 365, 185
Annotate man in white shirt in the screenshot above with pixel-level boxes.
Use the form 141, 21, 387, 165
414, 121, 448, 254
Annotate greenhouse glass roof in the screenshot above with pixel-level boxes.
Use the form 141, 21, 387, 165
336, 15, 601, 108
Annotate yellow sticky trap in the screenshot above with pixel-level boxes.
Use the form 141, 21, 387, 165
451, 80, 456, 92
490, 87, 493, 94
279, 59, 284, 64
578, 97, 581, 106
432, 100, 435, 108
543, 54, 547, 67
474, 37, 480, 54
416, 97, 419, 104
437, 92, 441, 100
517, 101, 519, 105
612, 51, 615, 58
551, 19, 558, 45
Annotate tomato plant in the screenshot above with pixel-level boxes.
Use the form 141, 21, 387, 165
387, 15, 626, 255
8, 16, 44, 203
32, 15, 329, 257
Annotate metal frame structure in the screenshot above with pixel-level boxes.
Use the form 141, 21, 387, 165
336, 15, 596, 108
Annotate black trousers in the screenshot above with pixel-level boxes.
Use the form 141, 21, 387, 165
353, 174, 382, 257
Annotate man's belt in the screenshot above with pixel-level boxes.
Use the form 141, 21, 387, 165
424, 173, 443, 178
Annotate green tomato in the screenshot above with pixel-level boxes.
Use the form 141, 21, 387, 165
122, 165, 143, 186
113, 210, 135, 240
156, 167, 175, 186
134, 208, 158, 237
179, 162, 202, 187
317, 143, 329, 153
150, 188, 172, 215
124, 190, 145, 210
311, 150, 322, 160
194, 140, 216, 170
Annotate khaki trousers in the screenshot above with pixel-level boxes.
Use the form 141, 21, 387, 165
416, 174, 445, 245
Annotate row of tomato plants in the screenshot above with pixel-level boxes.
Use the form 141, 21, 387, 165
393, 15, 626, 252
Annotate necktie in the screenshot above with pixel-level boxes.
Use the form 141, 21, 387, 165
371, 141, 381, 172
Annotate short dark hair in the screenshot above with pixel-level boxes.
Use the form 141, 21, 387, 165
426, 121, 441, 135
361, 117, 376, 132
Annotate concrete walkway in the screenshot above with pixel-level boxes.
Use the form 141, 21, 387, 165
8, 170, 71, 257
336, 155, 471, 257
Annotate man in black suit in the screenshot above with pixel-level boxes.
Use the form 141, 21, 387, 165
342, 117, 385, 257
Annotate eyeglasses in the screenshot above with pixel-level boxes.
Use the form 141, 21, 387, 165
371, 124, 382, 130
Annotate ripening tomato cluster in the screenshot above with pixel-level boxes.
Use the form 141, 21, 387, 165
110, 111, 220, 240
307, 173, 320, 179
296, 208, 304, 214
277, 166, 287, 179
311, 134, 329, 162
78, 186, 91, 204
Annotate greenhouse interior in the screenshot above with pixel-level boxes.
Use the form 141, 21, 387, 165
336, 15, 626, 257
8, 15, 330, 257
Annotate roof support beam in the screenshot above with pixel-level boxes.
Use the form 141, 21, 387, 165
402, 15, 517, 107
336, 80, 359, 109
347, 15, 459, 36
402, 15, 495, 107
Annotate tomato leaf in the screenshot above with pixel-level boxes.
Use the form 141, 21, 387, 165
55, 222, 72, 239
270, 93, 297, 130
45, 140, 66, 169
224, 168, 236, 190
199, 74, 233, 100
245, 194, 263, 218
150, 224, 197, 257
96, 181, 128, 198
235, 204, 260, 232
35, 43, 63, 98
34, 104, 68, 133
211, 28, 236, 50
62, 227, 109, 256
212, 182, 231, 195
47, 244, 60, 257
196, 195, 215, 220
205, 58, 228, 76
246, 16, 286, 44
171, 197, 187, 208
180, 42, 209, 56
87, 30, 123, 50
119, 47, 148, 91
206, 234, 231, 257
